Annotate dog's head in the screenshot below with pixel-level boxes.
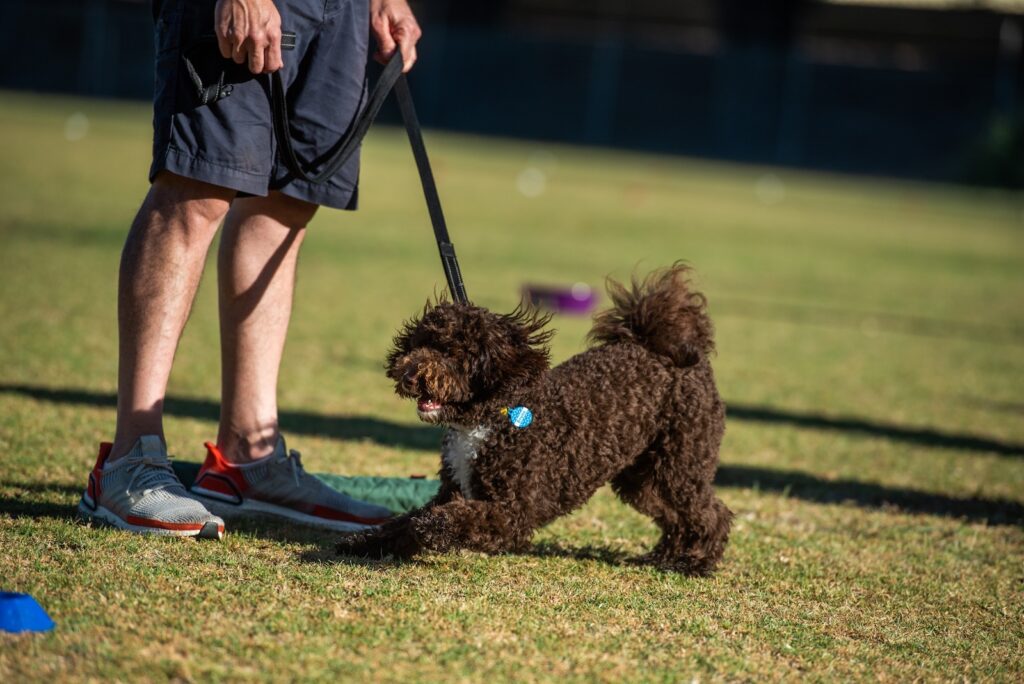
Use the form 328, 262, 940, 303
386, 301, 553, 424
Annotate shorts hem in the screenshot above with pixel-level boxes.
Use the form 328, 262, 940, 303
151, 146, 359, 210
151, 146, 270, 197
272, 176, 358, 211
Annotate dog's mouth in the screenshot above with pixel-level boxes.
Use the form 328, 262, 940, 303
416, 397, 445, 422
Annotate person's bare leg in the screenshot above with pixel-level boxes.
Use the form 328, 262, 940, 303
110, 172, 234, 461
216, 191, 317, 463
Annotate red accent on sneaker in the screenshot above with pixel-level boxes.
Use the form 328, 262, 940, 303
195, 441, 390, 525
124, 516, 225, 533
193, 442, 249, 501
95, 442, 113, 470
87, 442, 113, 505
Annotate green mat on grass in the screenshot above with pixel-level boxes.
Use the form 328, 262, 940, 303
172, 461, 439, 514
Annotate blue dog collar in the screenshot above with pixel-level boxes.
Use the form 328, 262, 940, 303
501, 406, 533, 429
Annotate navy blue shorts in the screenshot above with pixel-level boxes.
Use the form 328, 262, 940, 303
150, 0, 369, 210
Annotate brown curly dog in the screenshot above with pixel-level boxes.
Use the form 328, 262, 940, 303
336, 264, 732, 575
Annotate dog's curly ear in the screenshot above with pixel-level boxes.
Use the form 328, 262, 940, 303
479, 302, 553, 391
384, 302, 431, 376
506, 301, 555, 348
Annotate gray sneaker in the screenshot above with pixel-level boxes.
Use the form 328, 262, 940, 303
79, 435, 225, 540
190, 437, 394, 532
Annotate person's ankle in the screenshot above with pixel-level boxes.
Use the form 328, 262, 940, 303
107, 433, 163, 465
217, 423, 280, 465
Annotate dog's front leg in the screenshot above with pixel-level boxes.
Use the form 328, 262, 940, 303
335, 513, 419, 559
409, 499, 531, 555
336, 480, 461, 560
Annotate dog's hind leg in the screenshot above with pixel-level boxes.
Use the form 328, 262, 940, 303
612, 445, 732, 576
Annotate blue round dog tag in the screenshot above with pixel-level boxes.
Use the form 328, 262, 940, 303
505, 406, 533, 429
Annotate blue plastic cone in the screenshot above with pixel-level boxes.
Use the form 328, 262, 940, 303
0, 592, 55, 633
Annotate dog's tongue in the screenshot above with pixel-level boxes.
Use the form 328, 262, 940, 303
418, 399, 442, 412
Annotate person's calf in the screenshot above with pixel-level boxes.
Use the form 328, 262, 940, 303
214, 192, 316, 465
111, 173, 235, 462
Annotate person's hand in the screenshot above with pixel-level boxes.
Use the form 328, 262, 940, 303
214, 0, 283, 75
370, 0, 422, 73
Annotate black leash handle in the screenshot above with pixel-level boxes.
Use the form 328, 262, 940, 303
270, 52, 469, 305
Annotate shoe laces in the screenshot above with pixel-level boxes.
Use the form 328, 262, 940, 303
124, 452, 180, 496
280, 449, 307, 489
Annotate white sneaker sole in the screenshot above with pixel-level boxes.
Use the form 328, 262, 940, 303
78, 500, 224, 540
190, 488, 381, 532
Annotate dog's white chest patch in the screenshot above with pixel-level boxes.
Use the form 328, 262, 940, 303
442, 425, 490, 499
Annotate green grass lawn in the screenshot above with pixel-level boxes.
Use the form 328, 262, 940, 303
1, 90, 1022, 681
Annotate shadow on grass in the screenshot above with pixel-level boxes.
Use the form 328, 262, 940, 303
526, 541, 634, 566
716, 465, 1024, 526
298, 545, 424, 571
1, 383, 1022, 548
0, 383, 442, 451
3, 382, 1022, 457
727, 404, 1024, 457
220, 517, 384, 560
0, 481, 81, 521
326, 542, 638, 571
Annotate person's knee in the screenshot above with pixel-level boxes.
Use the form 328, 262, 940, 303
261, 192, 319, 229
144, 171, 234, 233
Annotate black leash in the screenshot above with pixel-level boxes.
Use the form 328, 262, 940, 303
270, 50, 469, 305
184, 36, 468, 304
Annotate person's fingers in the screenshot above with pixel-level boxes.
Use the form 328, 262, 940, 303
263, 45, 282, 73
232, 32, 247, 64
215, 6, 235, 59
217, 31, 234, 60
248, 26, 271, 74
372, 13, 396, 64
265, 28, 283, 72
400, 44, 417, 72
395, 18, 421, 72
248, 39, 265, 74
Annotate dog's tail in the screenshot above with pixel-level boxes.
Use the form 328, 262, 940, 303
588, 263, 714, 367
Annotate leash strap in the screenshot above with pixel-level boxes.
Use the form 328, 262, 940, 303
392, 75, 468, 305
270, 51, 469, 304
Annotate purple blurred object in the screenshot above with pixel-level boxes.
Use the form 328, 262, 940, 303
523, 283, 597, 315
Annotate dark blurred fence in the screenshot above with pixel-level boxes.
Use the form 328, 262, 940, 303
0, 0, 1020, 185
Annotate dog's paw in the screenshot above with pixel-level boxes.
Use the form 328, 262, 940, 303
335, 533, 379, 558
336, 530, 421, 561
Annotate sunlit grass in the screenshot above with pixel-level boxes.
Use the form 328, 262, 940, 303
0, 90, 1022, 681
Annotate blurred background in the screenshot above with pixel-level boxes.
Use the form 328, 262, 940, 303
1, 0, 1022, 186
